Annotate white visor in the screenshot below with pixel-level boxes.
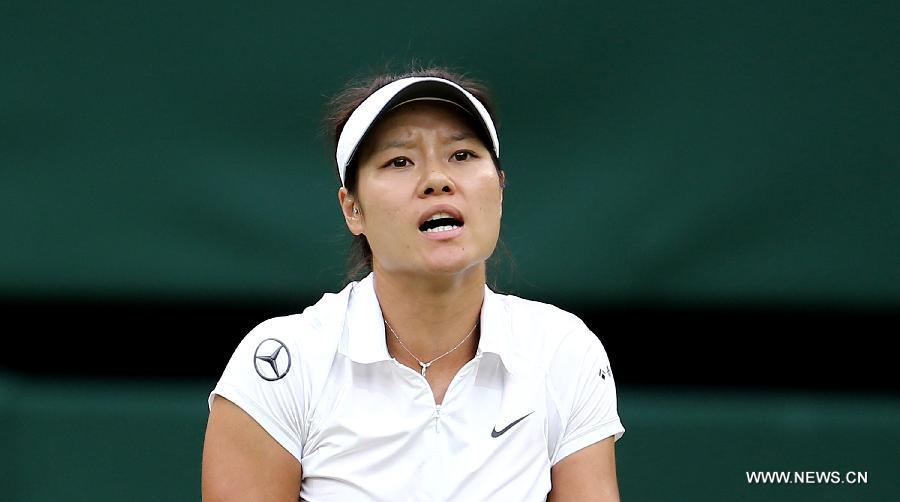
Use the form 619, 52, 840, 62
335, 76, 500, 186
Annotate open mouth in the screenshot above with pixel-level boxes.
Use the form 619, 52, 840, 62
418, 216, 464, 233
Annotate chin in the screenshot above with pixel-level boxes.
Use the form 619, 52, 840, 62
420, 255, 487, 277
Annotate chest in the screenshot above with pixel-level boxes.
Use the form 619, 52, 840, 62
299, 353, 555, 501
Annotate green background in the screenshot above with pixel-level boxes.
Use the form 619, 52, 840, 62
2, 0, 898, 500
3, 0, 897, 306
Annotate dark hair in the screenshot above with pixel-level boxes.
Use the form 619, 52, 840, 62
323, 63, 513, 289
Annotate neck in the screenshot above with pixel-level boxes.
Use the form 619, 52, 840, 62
372, 262, 486, 372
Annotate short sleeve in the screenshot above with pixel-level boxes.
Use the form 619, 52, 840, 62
548, 322, 625, 466
208, 317, 307, 464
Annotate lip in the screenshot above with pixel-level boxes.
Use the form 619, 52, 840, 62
417, 203, 465, 228
420, 225, 464, 241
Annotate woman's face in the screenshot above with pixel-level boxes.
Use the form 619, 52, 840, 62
339, 100, 504, 278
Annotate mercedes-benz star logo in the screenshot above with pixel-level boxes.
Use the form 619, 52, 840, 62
253, 338, 291, 381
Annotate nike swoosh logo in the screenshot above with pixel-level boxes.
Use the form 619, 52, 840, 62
491, 412, 534, 438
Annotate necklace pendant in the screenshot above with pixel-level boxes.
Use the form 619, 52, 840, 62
420, 361, 431, 377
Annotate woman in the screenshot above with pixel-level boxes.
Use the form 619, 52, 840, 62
202, 66, 625, 501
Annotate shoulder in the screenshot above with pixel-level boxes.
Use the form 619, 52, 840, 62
492, 291, 603, 370
506, 294, 586, 337
233, 283, 354, 376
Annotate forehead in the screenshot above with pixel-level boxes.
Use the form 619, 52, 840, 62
360, 100, 483, 151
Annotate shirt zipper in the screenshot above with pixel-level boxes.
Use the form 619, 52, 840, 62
432, 404, 442, 433
392, 356, 484, 434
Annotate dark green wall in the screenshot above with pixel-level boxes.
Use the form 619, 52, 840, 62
3, 0, 898, 306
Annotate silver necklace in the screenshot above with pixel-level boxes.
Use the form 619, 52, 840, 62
384, 318, 478, 377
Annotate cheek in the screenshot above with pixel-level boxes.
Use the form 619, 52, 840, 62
367, 206, 404, 237
360, 196, 409, 245
357, 181, 404, 228
473, 183, 503, 227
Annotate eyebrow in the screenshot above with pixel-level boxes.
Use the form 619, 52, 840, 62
374, 132, 475, 154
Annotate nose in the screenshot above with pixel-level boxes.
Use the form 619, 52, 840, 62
421, 166, 455, 196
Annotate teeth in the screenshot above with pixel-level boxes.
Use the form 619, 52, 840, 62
427, 212, 453, 222
424, 225, 460, 233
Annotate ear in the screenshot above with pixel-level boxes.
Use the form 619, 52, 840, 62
338, 187, 364, 236
498, 170, 505, 211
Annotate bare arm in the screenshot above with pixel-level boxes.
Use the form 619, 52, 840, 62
547, 436, 619, 502
202, 395, 302, 502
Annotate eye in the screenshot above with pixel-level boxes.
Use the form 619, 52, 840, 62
452, 150, 477, 162
384, 157, 412, 168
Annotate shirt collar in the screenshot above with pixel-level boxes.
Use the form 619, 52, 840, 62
337, 272, 521, 376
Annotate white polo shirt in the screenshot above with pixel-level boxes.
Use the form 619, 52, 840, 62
208, 272, 625, 501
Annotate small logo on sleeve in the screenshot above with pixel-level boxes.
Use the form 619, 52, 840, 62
599, 364, 612, 380
254, 338, 291, 381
